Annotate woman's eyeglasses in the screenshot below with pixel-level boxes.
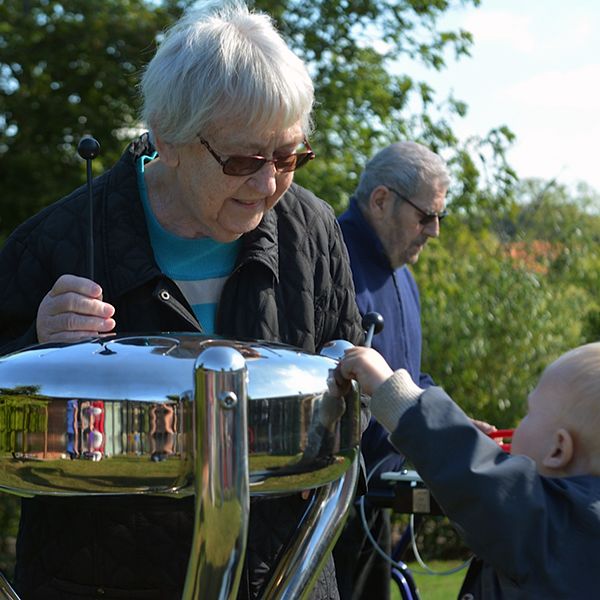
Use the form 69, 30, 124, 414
198, 136, 315, 177
387, 187, 448, 226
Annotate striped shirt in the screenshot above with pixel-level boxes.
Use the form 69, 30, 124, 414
137, 154, 240, 333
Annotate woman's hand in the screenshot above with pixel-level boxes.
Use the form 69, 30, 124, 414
36, 274, 116, 343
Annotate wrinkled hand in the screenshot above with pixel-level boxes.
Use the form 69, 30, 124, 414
36, 274, 116, 343
333, 346, 393, 397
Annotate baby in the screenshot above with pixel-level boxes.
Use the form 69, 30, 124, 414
335, 342, 600, 599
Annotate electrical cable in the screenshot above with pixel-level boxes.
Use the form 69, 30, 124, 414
359, 458, 472, 577
408, 514, 472, 575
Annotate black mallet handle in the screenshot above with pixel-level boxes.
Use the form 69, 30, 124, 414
77, 137, 100, 280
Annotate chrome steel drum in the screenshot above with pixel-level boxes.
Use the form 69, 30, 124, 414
0, 334, 359, 496
0, 333, 360, 600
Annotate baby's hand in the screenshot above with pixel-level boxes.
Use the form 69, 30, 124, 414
334, 347, 393, 396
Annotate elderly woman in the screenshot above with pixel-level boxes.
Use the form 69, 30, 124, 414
0, 2, 363, 599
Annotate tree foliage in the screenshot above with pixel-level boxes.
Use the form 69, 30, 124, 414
0, 0, 182, 237
416, 186, 600, 429
0, 0, 517, 240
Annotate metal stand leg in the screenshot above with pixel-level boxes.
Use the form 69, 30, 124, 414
261, 458, 360, 600
182, 345, 249, 600
0, 572, 20, 600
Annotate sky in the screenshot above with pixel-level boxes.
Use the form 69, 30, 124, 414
401, 0, 600, 193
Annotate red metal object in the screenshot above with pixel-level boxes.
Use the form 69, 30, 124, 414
488, 428, 514, 452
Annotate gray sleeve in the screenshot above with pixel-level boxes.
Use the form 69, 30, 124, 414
369, 369, 423, 432
386, 387, 590, 584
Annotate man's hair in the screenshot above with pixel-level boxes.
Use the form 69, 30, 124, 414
140, 0, 314, 144
550, 342, 600, 458
354, 141, 450, 206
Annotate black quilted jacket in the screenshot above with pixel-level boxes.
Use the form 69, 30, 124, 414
0, 135, 364, 599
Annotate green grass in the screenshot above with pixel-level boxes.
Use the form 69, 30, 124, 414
391, 560, 468, 600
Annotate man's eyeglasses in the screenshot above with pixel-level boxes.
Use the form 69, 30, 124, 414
198, 136, 315, 177
387, 187, 448, 226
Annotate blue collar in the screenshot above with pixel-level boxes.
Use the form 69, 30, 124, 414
342, 197, 392, 269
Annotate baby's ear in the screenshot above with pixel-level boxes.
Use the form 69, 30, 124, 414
542, 428, 573, 471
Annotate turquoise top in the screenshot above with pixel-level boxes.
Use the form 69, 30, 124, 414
136, 154, 240, 333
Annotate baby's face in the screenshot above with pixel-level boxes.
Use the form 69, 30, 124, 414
511, 371, 564, 475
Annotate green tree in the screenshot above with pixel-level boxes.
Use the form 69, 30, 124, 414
400, 180, 600, 558
498, 179, 600, 342
0, 0, 182, 238
500, 179, 600, 243
1, 0, 517, 241
415, 192, 599, 428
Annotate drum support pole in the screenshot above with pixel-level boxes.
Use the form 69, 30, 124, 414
260, 458, 359, 600
183, 345, 249, 600
0, 572, 20, 600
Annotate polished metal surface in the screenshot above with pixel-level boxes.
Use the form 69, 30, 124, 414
0, 334, 337, 401
319, 338, 355, 361
0, 333, 361, 600
261, 458, 360, 599
184, 345, 249, 600
0, 572, 19, 600
0, 333, 360, 497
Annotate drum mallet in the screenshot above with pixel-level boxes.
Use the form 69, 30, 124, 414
77, 136, 101, 280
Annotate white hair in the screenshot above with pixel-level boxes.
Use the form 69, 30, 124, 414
140, 0, 314, 144
355, 141, 450, 205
